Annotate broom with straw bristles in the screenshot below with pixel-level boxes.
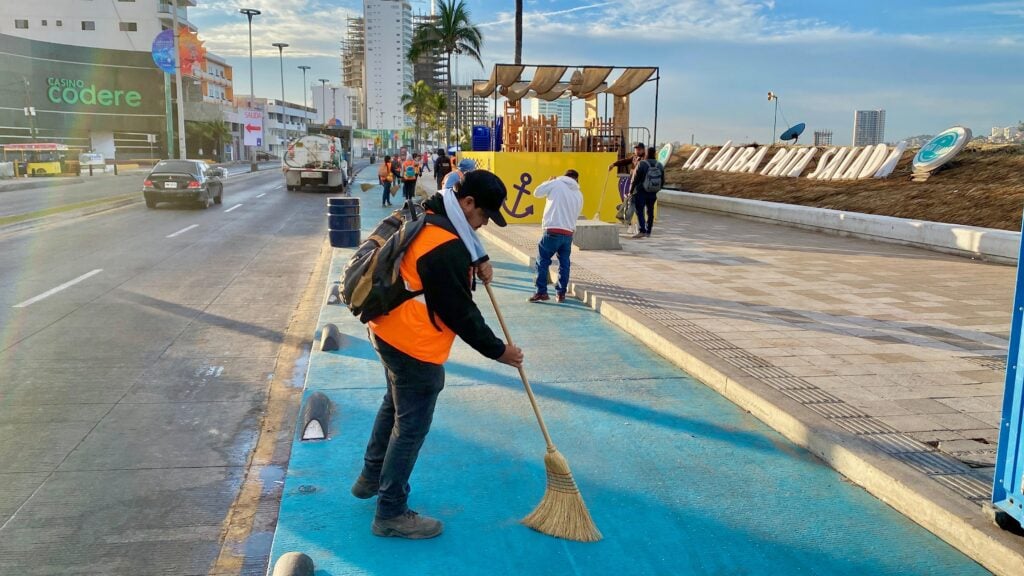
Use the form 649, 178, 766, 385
484, 283, 602, 542
360, 182, 376, 193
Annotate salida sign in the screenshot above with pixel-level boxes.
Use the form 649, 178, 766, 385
46, 77, 142, 108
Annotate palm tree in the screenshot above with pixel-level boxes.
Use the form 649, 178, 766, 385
401, 81, 437, 151
409, 0, 483, 147
515, 0, 523, 64
184, 120, 231, 160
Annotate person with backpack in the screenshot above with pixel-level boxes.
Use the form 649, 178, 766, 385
378, 155, 393, 207
401, 153, 420, 201
528, 169, 584, 303
629, 146, 665, 238
347, 170, 524, 540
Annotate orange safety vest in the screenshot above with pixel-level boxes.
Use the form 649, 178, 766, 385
369, 223, 461, 364
401, 159, 418, 182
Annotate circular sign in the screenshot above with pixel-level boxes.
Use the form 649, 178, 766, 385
657, 143, 673, 166
151, 29, 176, 74
913, 126, 971, 172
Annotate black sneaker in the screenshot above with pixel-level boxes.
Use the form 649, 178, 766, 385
351, 476, 379, 499
372, 510, 443, 539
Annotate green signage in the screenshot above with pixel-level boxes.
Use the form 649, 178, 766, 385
46, 77, 141, 108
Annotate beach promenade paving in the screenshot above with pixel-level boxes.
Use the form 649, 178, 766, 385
478, 196, 1024, 575
265, 166, 1001, 575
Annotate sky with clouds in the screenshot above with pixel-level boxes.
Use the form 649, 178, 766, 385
189, 0, 1023, 145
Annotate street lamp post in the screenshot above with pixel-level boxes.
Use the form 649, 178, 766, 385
239, 7, 261, 172
318, 79, 328, 125
768, 91, 779, 144
272, 42, 289, 150
331, 87, 338, 127
298, 65, 310, 136
172, 0, 187, 159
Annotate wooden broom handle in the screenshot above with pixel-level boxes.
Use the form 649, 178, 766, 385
485, 282, 555, 450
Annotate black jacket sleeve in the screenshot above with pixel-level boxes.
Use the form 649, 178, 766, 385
417, 238, 506, 359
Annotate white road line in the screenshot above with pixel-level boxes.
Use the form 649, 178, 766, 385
256, 193, 266, 198
13, 269, 103, 308
166, 224, 199, 238
273, 185, 283, 190
224, 204, 243, 213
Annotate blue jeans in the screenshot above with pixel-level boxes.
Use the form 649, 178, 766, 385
362, 332, 446, 519
634, 192, 657, 234
381, 180, 392, 205
535, 232, 573, 296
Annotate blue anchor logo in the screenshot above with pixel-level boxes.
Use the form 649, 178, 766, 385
503, 172, 535, 218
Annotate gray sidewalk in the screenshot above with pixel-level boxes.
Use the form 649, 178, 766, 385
479, 204, 1024, 574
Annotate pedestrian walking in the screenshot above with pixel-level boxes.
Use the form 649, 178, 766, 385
401, 153, 420, 201
528, 169, 584, 303
434, 148, 451, 190
378, 155, 393, 207
352, 170, 524, 539
629, 146, 664, 238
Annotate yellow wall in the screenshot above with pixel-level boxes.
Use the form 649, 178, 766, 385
461, 151, 621, 224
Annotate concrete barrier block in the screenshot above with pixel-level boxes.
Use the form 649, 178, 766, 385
319, 323, 340, 351
326, 283, 340, 305
573, 220, 621, 251
301, 391, 332, 441
272, 551, 315, 576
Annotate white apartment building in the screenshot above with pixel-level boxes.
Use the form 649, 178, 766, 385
852, 109, 886, 146
528, 97, 571, 128
0, 0, 195, 51
362, 0, 413, 131
311, 83, 354, 127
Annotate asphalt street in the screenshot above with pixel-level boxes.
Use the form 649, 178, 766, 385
0, 166, 346, 574
0, 162, 279, 219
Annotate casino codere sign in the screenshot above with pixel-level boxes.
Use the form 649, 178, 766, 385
682, 126, 971, 182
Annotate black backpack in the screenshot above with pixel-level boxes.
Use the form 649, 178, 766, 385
642, 159, 664, 194
340, 201, 455, 323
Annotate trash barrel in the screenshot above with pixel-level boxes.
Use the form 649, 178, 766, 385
471, 126, 491, 151
327, 197, 360, 247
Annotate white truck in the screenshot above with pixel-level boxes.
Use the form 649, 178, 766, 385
283, 134, 348, 192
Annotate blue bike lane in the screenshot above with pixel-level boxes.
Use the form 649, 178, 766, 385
267, 166, 989, 575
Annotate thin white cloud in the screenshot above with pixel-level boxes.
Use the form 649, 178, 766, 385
191, 0, 357, 58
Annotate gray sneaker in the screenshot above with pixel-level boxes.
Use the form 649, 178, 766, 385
351, 476, 379, 499
372, 510, 443, 539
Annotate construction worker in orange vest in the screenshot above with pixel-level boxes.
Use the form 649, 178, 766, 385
351, 170, 523, 539
401, 152, 420, 201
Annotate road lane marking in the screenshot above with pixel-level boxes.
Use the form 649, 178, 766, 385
256, 193, 266, 198
13, 269, 103, 308
166, 224, 199, 238
274, 185, 283, 190
224, 204, 243, 213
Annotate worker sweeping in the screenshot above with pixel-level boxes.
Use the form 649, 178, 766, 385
350, 170, 524, 539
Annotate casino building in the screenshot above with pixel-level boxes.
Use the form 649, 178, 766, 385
0, 1, 199, 160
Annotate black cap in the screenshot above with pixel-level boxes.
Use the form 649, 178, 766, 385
634, 141, 645, 149
461, 170, 508, 227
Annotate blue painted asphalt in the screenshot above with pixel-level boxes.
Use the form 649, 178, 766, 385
268, 166, 989, 575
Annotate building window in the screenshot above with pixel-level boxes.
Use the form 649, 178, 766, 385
82, 21, 96, 30
119, 22, 137, 31
56, 20, 62, 26
41, 20, 47, 26
15, 19, 28, 29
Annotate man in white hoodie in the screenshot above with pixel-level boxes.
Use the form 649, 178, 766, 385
529, 169, 584, 303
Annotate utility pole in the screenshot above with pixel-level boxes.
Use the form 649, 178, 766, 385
240, 8, 261, 171
298, 65, 310, 136
272, 42, 289, 148
22, 77, 37, 142
768, 91, 779, 144
318, 79, 329, 126
171, 0, 187, 159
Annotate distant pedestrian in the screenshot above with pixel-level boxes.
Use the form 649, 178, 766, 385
529, 169, 584, 303
421, 150, 431, 174
608, 141, 646, 174
401, 153, 420, 201
378, 155, 393, 207
434, 148, 451, 189
629, 146, 664, 239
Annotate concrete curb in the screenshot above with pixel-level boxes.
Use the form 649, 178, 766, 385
479, 227, 1024, 576
0, 177, 86, 193
659, 189, 1020, 264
